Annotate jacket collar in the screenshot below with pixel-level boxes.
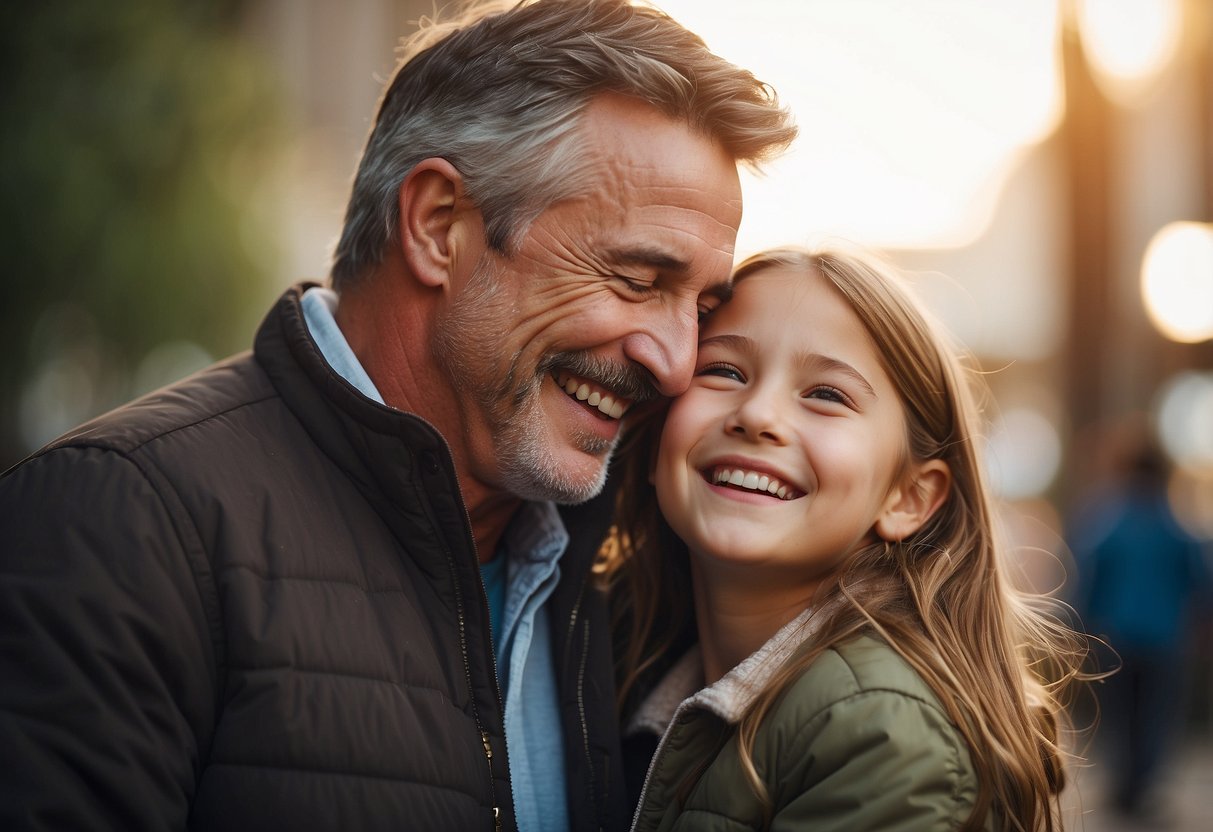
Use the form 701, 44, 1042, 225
628, 605, 825, 734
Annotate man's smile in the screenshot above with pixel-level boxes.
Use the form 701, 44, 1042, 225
552, 371, 632, 420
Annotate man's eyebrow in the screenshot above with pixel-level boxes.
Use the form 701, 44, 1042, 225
603, 245, 690, 273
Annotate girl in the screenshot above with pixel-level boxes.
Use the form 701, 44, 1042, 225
604, 247, 1081, 831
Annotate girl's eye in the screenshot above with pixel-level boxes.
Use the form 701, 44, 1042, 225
805, 386, 852, 406
698, 363, 744, 382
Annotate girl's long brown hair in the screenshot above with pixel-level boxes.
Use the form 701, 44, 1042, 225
601, 247, 1086, 831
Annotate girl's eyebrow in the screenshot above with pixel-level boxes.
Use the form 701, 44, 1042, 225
699, 332, 759, 358
698, 333, 877, 399
804, 354, 877, 399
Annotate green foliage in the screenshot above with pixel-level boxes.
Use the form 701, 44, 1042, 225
0, 0, 283, 466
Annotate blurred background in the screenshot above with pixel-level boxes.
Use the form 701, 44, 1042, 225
2, 0, 1210, 827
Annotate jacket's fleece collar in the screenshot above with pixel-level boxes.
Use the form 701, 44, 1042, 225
628, 606, 824, 734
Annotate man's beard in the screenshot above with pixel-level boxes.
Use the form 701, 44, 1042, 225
432, 258, 652, 504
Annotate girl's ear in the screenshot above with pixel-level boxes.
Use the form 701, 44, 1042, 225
398, 157, 468, 289
875, 459, 951, 542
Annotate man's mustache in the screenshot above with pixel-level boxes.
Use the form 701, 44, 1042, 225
539, 351, 661, 405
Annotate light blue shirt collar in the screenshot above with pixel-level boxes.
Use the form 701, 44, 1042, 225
300, 287, 384, 404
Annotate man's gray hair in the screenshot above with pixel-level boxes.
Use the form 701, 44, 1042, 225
330, 0, 797, 289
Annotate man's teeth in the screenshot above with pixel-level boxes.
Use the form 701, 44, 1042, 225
711, 467, 798, 500
556, 374, 627, 419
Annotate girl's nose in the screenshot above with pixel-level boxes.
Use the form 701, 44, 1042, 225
725, 388, 789, 444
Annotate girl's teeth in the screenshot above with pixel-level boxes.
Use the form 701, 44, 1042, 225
712, 467, 797, 500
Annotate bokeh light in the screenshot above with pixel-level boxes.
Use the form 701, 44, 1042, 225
133, 341, 215, 398
985, 407, 1064, 500
1155, 370, 1213, 470
1077, 0, 1184, 105
1141, 222, 1213, 343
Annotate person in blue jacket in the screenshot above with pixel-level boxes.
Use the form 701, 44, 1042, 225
1070, 430, 1213, 820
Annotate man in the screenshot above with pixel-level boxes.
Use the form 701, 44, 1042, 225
0, 1, 794, 829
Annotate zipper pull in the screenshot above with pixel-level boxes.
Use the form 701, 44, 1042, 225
481, 732, 501, 829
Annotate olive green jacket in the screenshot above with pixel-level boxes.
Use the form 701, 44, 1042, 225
628, 611, 990, 831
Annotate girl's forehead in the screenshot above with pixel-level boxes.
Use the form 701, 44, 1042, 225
709, 266, 850, 334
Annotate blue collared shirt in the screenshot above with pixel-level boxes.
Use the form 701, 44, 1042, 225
302, 287, 570, 832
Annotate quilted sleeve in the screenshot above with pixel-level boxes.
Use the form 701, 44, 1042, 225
0, 446, 218, 830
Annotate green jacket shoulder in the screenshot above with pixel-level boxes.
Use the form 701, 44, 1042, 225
633, 635, 988, 832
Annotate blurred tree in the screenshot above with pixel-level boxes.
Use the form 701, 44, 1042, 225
0, 0, 283, 468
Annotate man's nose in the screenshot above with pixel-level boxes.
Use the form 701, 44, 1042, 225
621, 306, 699, 397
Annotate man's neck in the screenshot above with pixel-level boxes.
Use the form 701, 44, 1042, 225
465, 488, 524, 563
335, 266, 523, 563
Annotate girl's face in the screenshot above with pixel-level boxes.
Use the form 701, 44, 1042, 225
655, 266, 916, 584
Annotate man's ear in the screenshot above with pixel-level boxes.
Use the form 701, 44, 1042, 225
874, 459, 951, 542
398, 157, 466, 289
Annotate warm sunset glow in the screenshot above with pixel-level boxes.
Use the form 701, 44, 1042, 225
655, 0, 1064, 255
1077, 0, 1183, 104
1141, 222, 1213, 344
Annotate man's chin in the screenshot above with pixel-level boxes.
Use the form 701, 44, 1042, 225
492, 380, 622, 503
498, 442, 613, 505
548, 459, 611, 506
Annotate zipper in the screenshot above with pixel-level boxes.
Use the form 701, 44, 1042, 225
565, 575, 603, 828
436, 443, 511, 828
443, 540, 502, 826
630, 705, 692, 831
482, 731, 503, 831
422, 462, 506, 828
406, 428, 511, 826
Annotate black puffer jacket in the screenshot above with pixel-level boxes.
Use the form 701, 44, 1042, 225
0, 286, 625, 831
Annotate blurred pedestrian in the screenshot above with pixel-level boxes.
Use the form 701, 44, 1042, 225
1069, 429, 1213, 820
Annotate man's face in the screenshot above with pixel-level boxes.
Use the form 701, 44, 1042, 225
433, 95, 743, 504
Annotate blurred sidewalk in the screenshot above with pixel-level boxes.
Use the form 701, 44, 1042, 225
1063, 735, 1213, 830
